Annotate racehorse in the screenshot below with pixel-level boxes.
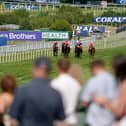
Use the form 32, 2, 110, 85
61, 42, 70, 57
88, 45, 95, 58
88, 47, 95, 57
53, 42, 58, 56
75, 43, 83, 57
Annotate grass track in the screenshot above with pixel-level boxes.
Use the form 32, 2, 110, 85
0, 46, 126, 85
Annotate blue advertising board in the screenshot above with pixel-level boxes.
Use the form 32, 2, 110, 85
116, 0, 126, 4
0, 31, 42, 41
96, 26, 105, 33
4, 3, 40, 10
73, 26, 105, 37
94, 17, 126, 23
73, 26, 93, 37
0, 37, 7, 46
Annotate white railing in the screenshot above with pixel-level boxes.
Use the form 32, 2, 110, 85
0, 35, 126, 64
0, 38, 94, 64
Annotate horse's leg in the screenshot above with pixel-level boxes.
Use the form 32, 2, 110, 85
88, 49, 90, 57
81, 48, 83, 56
54, 51, 56, 56
56, 49, 58, 56
61, 49, 62, 56
93, 48, 95, 57
68, 48, 70, 57
53, 50, 55, 56
91, 49, 93, 57
75, 49, 77, 57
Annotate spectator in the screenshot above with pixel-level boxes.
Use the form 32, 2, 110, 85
94, 56, 126, 126
51, 58, 81, 126
0, 75, 16, 126
81, 60, 118, 126
9, 57, 66, 126
68, 64, 84, 85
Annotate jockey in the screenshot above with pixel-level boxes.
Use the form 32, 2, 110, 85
63, 40, 67, 45
89, 42, 94, 49
66, 40, 69, 45
77, 40, 80, 44
74, 40, 79, 46
76, 40, 82, 47
64, 40, 69, 46
54, 42, 58, 45
79, 42, 82, 46
53, 42, 58, 48
67, 40, 70, 48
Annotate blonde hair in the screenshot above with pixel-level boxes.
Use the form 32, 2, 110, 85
68, 64, 84, 85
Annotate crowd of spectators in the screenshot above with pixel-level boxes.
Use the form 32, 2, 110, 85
0, 55, 126, 126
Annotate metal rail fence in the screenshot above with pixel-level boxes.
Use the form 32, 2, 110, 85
0, 34, 126, 64
0, 38, 94, 64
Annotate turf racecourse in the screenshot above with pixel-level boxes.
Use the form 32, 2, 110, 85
0, 46, 126, 85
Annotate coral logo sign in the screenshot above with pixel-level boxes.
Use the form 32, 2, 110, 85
116, 0, 126, 4
94, 17, 126, 23
4, 3, 40, 10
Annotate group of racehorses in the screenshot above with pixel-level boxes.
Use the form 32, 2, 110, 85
53, 41, 95, 58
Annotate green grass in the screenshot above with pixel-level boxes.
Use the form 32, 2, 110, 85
0, 46, 126, 85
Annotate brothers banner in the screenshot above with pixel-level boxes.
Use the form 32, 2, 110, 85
0, 31, 42, 41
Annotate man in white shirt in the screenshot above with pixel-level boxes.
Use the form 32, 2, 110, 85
51, 58, 81, 126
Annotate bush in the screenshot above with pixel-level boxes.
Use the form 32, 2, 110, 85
0, 12, 18, 25
1, 6, 126, 30
50, 19, 72, 32
19, 18, 32, 30
30, 16, 55, 30
57, 6, 84, 24
13, 9, 29, 18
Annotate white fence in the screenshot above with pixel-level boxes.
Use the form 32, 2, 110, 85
0, 35, 126, 64
0, 38, 94, 64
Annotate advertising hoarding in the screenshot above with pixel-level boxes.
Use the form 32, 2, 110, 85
116, 0, 126, 4
94, 17, 126, 23
42, 31, 69, 40
73, 26, 105, 37
4, 3, 40, 10
0, 37, 7, 46
0, 31, 42, 41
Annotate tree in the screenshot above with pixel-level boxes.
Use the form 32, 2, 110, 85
57, 6, 84, 24
19, 18, 32, 30
50, 19, 72, 32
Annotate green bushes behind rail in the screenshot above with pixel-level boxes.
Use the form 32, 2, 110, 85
0, 6, 126, 30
